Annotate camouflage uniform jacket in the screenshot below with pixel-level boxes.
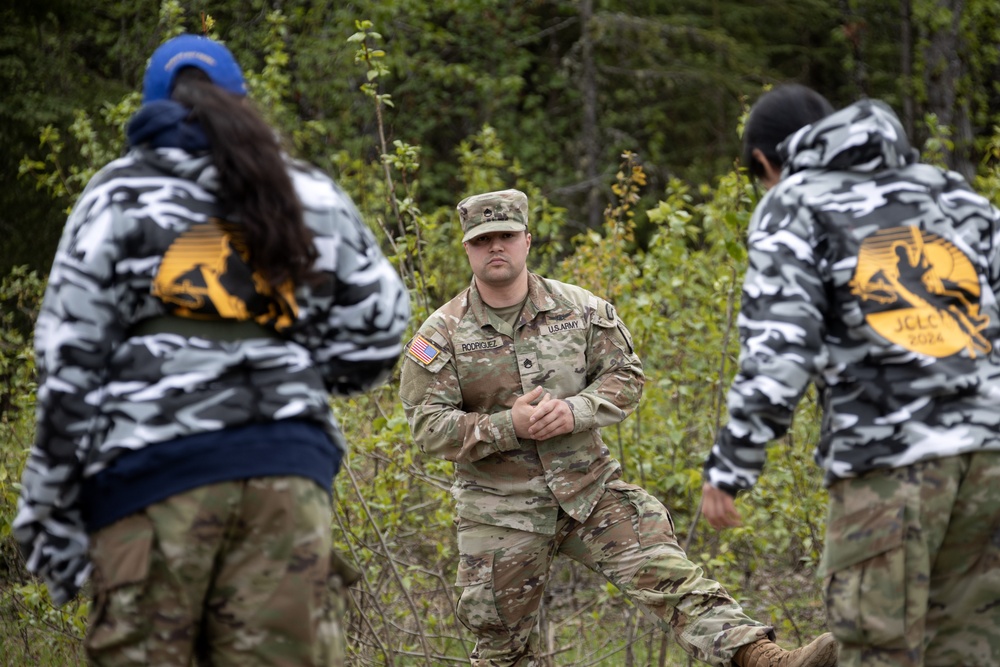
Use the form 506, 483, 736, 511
705, 99, 1000, 496
399, 273, 644, 534
14, 146, 410, 604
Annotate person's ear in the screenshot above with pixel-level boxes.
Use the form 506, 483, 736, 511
751, 148, 782, 191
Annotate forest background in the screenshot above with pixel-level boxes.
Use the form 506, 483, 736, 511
3, 0, 1000, 665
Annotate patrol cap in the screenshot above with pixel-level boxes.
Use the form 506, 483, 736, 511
457, 189, 529, 242
143, 34, 247, 104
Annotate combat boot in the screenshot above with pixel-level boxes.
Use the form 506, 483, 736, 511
732, 632, 838, 667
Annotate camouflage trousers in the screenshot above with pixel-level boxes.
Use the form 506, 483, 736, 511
821, 451, 1000, 666
455, 479, 772, 667
85, 476, 352, 667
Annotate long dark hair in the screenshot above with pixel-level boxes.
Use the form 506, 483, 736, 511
171, 68, 318, 288
742, 84, 835, 180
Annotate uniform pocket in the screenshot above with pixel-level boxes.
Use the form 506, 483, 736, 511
85, 513, 155, 656
517, 351, 541, 377
329, 548, 363, 588
606, 480, 675, 547
454, 551, 506, 634
591, 298, 634, 355
319, 550, 354, 667
820, 500, 907, 648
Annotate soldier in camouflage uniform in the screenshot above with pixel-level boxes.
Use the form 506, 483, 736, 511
399, 188, 838, 667
14, 35, 409, 666
702, 85, 1000, 666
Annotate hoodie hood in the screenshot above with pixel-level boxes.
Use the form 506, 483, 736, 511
127, 100, 211, 153
779, 99, 920, 177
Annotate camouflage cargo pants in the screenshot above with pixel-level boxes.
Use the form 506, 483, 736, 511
821, 451, 1000, 666
85, 476, 353, 667
455, 479, 772, 667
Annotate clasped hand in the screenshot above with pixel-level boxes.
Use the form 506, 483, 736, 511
512, 385, 575, 440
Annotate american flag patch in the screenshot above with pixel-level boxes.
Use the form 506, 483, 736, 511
408, 335, 441, 365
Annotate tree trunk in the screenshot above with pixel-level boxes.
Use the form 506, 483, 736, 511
580, 0, 601, 229
922, 0, 975, 179
900, 0, 915, 139
839, 0, 868, 97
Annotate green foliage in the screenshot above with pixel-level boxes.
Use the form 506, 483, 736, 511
328, 18, 853, 646
921, 112, 955, 169
973, 124, 1000, 203
0, 266, 42, 425
18, 99, 141, 208
0, 0, 140, 274
10, 0, 1000, 276
0, 267, 87, 665
6, 1, 1000, 664
326, 62, 832, 659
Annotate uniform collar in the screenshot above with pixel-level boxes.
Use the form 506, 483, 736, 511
468, 272, 557, 330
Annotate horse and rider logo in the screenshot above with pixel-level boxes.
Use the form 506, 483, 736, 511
851, 226, 990, 358
152, 219, 297, 331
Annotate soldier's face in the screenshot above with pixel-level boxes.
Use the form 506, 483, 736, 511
463, 231, 531, 287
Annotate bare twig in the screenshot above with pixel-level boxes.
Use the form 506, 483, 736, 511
684, 262, 739, 552
342, 461, 435, 666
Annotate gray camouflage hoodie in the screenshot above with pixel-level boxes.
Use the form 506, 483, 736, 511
14, 145, 410, 604
705, 99, 1000, 496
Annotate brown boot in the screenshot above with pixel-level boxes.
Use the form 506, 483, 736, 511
732, 633, 838, 667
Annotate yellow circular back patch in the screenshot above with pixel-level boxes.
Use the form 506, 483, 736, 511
850, 226, 991, 358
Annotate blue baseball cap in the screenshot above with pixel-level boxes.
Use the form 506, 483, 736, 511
142, 34, 247, 103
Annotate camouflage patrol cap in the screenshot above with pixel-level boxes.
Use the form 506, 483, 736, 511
457, 189, 529, 242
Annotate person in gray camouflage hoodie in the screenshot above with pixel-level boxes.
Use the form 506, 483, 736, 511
703, 84, 1000, 666
13, 34, 410, 666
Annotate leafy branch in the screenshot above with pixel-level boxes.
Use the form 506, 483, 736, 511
348, 20, 435, 319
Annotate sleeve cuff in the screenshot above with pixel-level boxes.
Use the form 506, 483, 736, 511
563, 396, 593, 433
490, 410, 521, 452
703, 446, 751, 498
